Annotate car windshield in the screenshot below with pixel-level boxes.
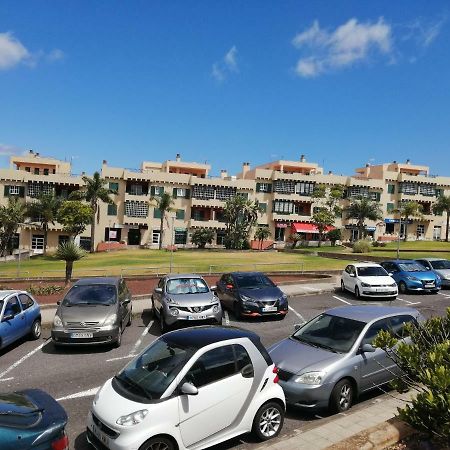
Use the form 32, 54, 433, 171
357, 266, 388, 277
292, 313, 366, 353
235, 274, 275, 289
62, 285, 117, 306
166, 278, 209, 295
430, 260, 450, 270
0, 393, 42, 428
398, 263, 427, 272
116, 338, 194, 400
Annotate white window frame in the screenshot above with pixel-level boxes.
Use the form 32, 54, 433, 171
31, 235, 44, 253
176, 188, 186, 197
152, 230, 161, 245
9, 185, 20, 195
259, 183, 269, 192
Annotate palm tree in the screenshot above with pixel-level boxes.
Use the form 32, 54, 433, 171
0, 198, 27, 257
55, 241, 86, 284
397, 201, 423, 241
345, 197, 383, 240
27, 194, 61, 255
433, 195, 450, 241
150, 192, 174, 249
70, 172, 113, 253
254, 226, 271, 250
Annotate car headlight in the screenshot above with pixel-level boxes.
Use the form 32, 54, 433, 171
103, 314, 117, 326
116, 409, 148, 426
166, 297, 179, 305
390, 282, 397, 287
212, 305, 220, 313
240, 295, 253, 303
406, 276, 419, 281
360, 282, 371, 288
279, 294, 288, 303
295, 371, 326, 385
170, 308, 179, 316
53, 315, 63, 327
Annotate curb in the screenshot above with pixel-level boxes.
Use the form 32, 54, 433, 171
325, 418, 415, 450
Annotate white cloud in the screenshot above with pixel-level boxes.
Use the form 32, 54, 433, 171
0, 32, 30, 70
211, 46, 239, 82
47, 48, 65, 62
292, 18, 392, 77
404, 17, 445, 48
0, 143, 25, 156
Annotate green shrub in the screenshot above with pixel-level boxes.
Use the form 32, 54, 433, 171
372, 241, 387, 248
352, 240, 371, 253
191, 228, 214, 249
28, 284, 64, 295
327, 228, 342, 246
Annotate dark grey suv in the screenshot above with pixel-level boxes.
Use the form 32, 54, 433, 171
51, 277, 132, 347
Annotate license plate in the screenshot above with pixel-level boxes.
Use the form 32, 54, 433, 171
262, 306, 277, 312
187, 315, 207, 320
425, 283, 434, 287
70, 332, 93, 338
91, 424, 109, 446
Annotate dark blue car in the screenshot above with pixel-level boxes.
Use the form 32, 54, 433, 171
0, 389, 68, 450
0, 290, 41, 350
380, 260, 441, 294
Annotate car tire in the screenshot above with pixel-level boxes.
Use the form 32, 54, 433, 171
341, 280, 346, 293
159, 312, 168, 333
114, 326, 122, 348
355, 286, 361, 299
399, 281, 408, 294
139, 435, 176, 450
329, 378, 354, 413
127, 310, 133, 327
389, 296, 397, 301
252, 401, 284, 441
233, 302, 242, 320
30, 319, 41, 340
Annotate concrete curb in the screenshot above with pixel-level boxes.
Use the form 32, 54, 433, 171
325, 417, 415, 450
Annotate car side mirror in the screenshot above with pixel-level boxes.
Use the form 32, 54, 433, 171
361, 344, 376, 353
2, 313, 14, 322
57, 300, 61, 305
240, 364, 254, 378
294, 323, 302, 331
349, 273, 356, 278
388, 273, 393, 277
154, 287, 163, 294
122, 298, 131, 305
180, 382, 198, 396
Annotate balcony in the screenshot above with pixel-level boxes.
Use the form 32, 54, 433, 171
398, 192, 437, 203
272, 212, 312, 222
123, 216, 148, 225
191, 197, 229, 208
189, 218, 227, 229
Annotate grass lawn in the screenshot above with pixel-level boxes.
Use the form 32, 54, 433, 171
0, 249, 353, 278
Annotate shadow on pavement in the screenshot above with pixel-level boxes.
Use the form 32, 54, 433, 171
41, 341, 113, 355
74, 431, 91, 450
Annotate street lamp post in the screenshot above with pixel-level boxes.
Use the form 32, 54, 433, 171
396, 216, 402, 260
169, 216, 175, 273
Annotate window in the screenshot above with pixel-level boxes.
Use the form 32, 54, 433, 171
295, 182, 315, 196
348, 186, 369, 198
109, 182, 119, 193
416, 224, 425, 237
4, 296, 21, 316
27, 182, 54, 198
362, 319, 391, 346
273, 200, 294, 214
216, 187, 236, 201
58, 235, 69, 245
31, 235, 44, 252
151, 186, 164, 197
8, 185, 20, 195
152, 230, 160, 245
174, 230, 187, 245
25, 167, 30, 172
387, 184, 395, 194
19, 294, 34, 310
258, 202, 267, 213
153, 208, 162, 219
79, 237, 91, 251
387, 203, 395, 213
273, 180, 295, 194
388, 315, 416, 339
419, 185, 435, 196
192, 185, 215, 200
256, 183, 271, 193
176, 209, 185, 220
34, 168, 39, 175
216, 230, 226, 245
108, 204, 118, 216
172, 187, 186, 198
399, 182, 418, 195
43, 168, 49, 175
125, 201, 148, 218
129, 184, 143, 195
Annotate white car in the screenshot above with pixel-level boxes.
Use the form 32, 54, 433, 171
87, 326, 285, 450
341, 263, 398, 299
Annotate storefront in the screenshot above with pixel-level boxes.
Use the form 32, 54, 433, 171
291, 222, 335, 241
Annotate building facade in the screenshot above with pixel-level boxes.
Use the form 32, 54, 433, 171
1, 151, 449, 254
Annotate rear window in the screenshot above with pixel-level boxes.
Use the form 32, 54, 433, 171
250, 337, 272, 366
63, 284, 117, 306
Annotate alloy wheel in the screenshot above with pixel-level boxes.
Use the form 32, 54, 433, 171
258, 406, 281, 438
339, 384, 352, 410
148, 442, 170, 450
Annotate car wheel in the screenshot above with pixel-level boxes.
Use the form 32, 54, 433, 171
30, 319, 41, 340
399, 281, 407, 294
233, 302, 242, 320
329, 378, 354, 413
114, 326, 122, 348
252, 401, 284, 441
139, 436, 175, 450
159, 312, 168, 333
355, 286, 361, 299
389, 296, 397, 301
127, 310, 133, 326
341, 280, 346, 292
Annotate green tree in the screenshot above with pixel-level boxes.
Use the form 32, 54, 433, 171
0, 198, 27, 257
254, 226, 271, 250
312, 184, 344, 217
191, 228, 215, 249
150, 192, 174, 250
345, 197, 383, 240
327, 228, 342, 246
433, 195, 450, 242
311, 210, 335, 247
396, 201, 424, 241
290, 232, 304, 249
70, 172, 113, 253
57, 200, 93, 238
55, 241, 86, 284
27, 194, 61, 255
223, 196, 261, 249
373, 308, 450, 440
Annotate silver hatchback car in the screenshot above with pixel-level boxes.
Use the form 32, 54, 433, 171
268, 306, 423, 413
152, 274, 223, 332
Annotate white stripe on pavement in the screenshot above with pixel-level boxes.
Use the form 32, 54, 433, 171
0, 377, 14, 382
299, 286, 320, 292
106, 355, 135, 362
224, 310, 230, 326
397, 298, 421, 305
0, 339, 51, 379
57, 387, 100, 402
438, 292, 450, 298
332, 295, 353, 305
288, 306, 306, 324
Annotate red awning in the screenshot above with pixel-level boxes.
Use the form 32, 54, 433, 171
291, 222, 335, 234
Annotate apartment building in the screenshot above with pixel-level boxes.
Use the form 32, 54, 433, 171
1, 151, 449, 253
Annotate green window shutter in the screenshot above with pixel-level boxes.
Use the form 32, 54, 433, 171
387, 184, 395, 194
267, 184, 272, 193
239, 192, 249, 200
150, 186, 155, 196
109, 182, 119, 193
256, 183, 261, 192
172, 188, 178, 198
376, 192, 381, 201
259, 202, 267, 212
160, 187, 165, 195
107, 204, 117, 216
176, 209, 185, 220
387, 203, 395, 213
153, 208, 162, 219
4, 185, 10, 196
185, 189, 190, 199
435, 189, 442, 197
19, 186, 25, 198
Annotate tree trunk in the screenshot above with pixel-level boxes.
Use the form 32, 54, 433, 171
90, 205, 96, 253
446, 212, 449, 242
318, 233, 322, 247
159, 215, 164, 250
404, 218, 408, 242
43, 224, 48, 256
65, 260, 73, 285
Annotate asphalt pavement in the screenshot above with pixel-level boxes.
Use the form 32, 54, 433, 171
1, 285, 450, 450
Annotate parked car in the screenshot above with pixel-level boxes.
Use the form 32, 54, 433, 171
87, 326, 285, 450
0, 290, 41, 350
415, 258, 450, 288
0, 388, 68, 450
268, 306, 422, 413
51, 277, 132, 347
340, 263, 398, 299
380, 260, 441, 294
215, 272, 288, 319
152, 274, 222, 332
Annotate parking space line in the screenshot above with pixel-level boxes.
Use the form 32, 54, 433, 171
438, 292, 450, 298
57, 386, 100, 402
288, 306, 306, 324
0, 377, 14, 382
224, 310, 230, 326
397, 298, 421, 305
300, 286, 320, 292
332, 295, 353, 305
0, 338, 51, 379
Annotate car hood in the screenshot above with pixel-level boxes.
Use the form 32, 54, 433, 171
358, 276, 395, 285
168, 292, 217, 307
268, 337, 343, 375
58, 304, 117, 325
401, 271, 438, 280
238, 286, 283, 301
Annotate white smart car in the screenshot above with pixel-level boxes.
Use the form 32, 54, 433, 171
87, 326, 285, 450
341, 262, 398, 299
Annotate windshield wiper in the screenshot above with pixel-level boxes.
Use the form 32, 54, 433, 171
315, 343, 340, 353
115, 375, 152, 400
291, 335, 321, 349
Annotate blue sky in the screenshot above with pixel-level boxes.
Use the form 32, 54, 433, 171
0, 1, 449, 177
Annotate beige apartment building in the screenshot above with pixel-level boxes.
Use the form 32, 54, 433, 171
1, 151, 449, 254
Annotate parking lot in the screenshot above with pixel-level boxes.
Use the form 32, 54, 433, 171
1, 288, 450, 450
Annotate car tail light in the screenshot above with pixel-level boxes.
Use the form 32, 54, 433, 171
51, 433, 69, 450
273, 366, 279, 384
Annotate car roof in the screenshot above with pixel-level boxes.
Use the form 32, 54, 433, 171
415, 257, 447, 262
165, 273, 205, 280
350, 262, 382, 267
229, 272, 265, 276
0, 290, 24, 300
162, 326, 260, 349
73, 277, 120, 286
326, 305, 419, 323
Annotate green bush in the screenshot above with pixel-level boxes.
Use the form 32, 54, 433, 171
373, 309, 450, 440
352, 240, 371, 253
326, 228, 342, 246
191, 228, 214, 249
372, 241, 387, 248
28, 284, 64, 296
